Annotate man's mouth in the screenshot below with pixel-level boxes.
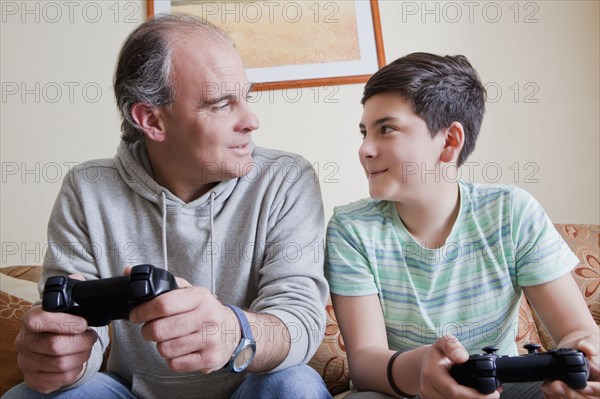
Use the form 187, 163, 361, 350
229, 143, 250, 154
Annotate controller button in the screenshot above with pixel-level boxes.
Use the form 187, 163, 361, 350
131, 280, 151, 298
131, 264, 151, 277
475, 360, 495, 371
564, 355, 585, 366
43, 292, 64, 308
45, 276, 67, 288
479, 378, 498, 394
569, 372, 589, 389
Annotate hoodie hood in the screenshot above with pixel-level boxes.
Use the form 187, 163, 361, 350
113, 139, 244, 294
114, 140, 240, 209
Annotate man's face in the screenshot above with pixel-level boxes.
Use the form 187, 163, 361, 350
158, 35, 259, 184
359, 93, 445, 203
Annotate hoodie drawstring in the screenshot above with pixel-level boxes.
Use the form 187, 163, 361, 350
209, 191, 216, 297
159, 190, 216, 296
161, 191, 168, 271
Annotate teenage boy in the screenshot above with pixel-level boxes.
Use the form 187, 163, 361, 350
325, 52, 599, 398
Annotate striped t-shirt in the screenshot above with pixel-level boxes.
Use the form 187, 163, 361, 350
325, 181, 578, 355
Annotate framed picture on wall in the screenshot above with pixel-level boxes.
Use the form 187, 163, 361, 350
147, 0, 386, 90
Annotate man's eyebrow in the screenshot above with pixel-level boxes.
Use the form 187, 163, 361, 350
200, 93, 235, 107
201, 84, 255, 107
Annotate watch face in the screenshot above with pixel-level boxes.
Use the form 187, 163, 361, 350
224, 305, 256, 373
234, 344, 255, 370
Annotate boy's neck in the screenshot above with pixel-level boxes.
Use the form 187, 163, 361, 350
395, 182, 460, 249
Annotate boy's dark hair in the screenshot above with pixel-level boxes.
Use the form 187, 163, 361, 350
362, 52, 486, 166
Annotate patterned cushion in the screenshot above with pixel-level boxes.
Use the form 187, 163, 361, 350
515, 295, 544, 353
530, 224, 600, 349
308, 302, 350, 395
0, 267, 39, 396
1, 224, 598, 395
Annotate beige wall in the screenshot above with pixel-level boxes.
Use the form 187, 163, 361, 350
1, 1, 598, 266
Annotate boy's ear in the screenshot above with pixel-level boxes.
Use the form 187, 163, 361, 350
440, 122, 465, 163
130, 102, 166, 143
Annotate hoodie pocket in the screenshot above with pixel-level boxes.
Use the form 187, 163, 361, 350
131, 369, 244, 399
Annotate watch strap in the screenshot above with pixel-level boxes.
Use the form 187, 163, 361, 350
225, 304, 254, 340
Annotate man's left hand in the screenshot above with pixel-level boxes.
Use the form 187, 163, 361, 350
129, 277, 240, 374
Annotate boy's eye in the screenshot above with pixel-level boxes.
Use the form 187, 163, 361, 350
381, 125, 395, 134
359, 130, 366, 139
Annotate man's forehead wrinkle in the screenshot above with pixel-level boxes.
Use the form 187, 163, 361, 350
167, 39, 224, 94
165, 33, 248, 104
165, 26, 233, 53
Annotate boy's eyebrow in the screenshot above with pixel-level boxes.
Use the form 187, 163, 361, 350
359, 116, 402, 129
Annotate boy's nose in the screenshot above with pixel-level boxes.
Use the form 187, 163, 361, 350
359, 138, 376, 159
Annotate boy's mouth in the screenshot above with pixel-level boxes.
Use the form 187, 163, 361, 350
368, 169, 388, 177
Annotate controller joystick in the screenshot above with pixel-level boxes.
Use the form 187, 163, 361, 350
524, 343, 542, 354
42, 264, 178, 326
450, 345, 590, 394
482, 346, 498, 355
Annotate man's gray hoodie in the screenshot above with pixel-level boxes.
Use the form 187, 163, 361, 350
40, 140, 328, 398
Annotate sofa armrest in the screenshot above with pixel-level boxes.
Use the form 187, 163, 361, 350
528, 224, 600, 349
0, 266, 39, 396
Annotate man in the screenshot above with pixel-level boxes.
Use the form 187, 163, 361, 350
4, 14, 330, 399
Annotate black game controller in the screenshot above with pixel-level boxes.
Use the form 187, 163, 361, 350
450, 344, 590, 394
42, 264, 178, 327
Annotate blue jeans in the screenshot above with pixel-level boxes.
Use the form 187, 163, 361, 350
345, 382, 544, 398
2, 365, 332, 399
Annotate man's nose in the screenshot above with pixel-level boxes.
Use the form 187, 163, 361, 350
240, 101, 259, 133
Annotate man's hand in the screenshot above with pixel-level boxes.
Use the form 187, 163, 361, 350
419, 335, 501, 399
129, 277, 240, 374
15, 275, 97, 394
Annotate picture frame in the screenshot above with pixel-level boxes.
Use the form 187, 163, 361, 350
147, 0, 385, 90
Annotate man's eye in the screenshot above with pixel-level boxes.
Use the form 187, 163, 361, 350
213, 100, 230, 110
359, 130, 366, 139
382, 126, 395, 134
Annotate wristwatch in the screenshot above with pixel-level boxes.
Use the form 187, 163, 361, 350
224, 304, 256, 373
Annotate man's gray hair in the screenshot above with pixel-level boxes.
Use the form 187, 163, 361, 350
113, 13, 232, 143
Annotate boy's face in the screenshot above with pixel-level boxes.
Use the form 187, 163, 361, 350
359, 93, 446, 203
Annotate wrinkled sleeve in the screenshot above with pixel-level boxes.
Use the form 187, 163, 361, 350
324, 210, 379, 296
40, 169, 109, 390
511, 186, 579, 287
250, 157, 328, 372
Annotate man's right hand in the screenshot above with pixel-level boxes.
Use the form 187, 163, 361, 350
15, 301, 97, 393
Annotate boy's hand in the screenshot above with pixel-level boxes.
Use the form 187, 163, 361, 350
542, 337, 600, 399
419, 335, 501, 399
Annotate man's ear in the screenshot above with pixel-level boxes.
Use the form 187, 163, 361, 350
130, 102, 166, 142
440, 122, 464, 163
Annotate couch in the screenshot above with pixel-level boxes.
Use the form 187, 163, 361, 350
1, 224, 598, 397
